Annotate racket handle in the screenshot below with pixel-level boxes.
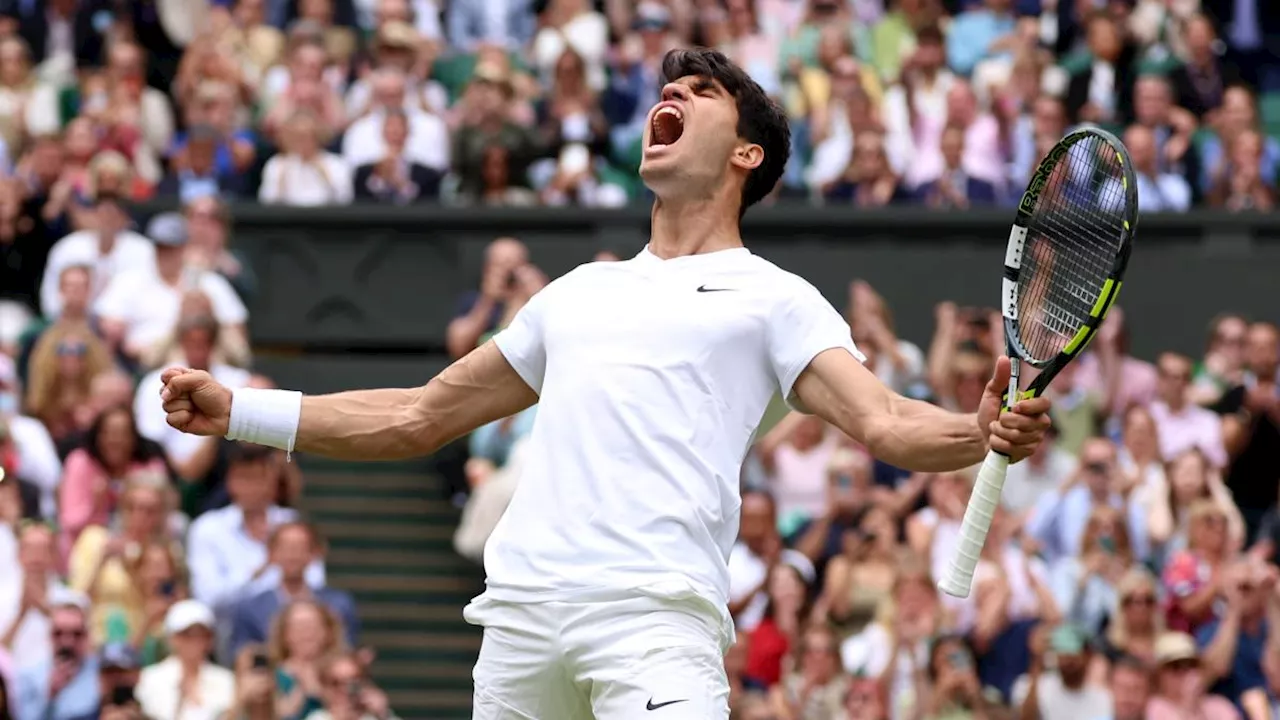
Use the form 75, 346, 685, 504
938, 450, 1010, 599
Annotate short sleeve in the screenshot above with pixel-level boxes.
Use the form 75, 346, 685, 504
93, 274, 133, 320
492, 286, 553, 395
766, 281, 864, 408
201, 274, 249, 324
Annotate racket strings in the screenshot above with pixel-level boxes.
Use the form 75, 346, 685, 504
1017, 135, 1127, 363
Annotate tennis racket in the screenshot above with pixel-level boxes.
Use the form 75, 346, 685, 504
937, 127, 1139, 599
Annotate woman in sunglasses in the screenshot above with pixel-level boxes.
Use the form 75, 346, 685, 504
23, 326, 113, 444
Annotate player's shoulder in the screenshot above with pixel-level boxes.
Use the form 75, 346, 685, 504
735, 253, 830, 302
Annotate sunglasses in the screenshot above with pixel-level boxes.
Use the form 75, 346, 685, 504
1123, 594, 1155, 607
53, 628, 86, 639
1164, 660, 1198, 673
56, 342, 88, 357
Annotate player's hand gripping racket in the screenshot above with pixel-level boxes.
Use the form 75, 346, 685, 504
937, 127, 1138, 599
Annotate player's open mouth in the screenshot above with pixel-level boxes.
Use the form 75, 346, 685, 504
649, 105, 684, 150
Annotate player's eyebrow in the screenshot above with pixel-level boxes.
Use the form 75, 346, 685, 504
688, 77, 722, 96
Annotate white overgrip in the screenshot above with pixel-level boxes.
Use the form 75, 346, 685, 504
938, 450, 1011, 598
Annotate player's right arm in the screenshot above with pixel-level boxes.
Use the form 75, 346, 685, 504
160, 341, 537, 461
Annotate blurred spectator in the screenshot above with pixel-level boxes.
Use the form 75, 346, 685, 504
186, 443, 324, 627
1118, 124, 1192, 213
946, 0, 1017, 77
260, 109, 353, 207
1199, 87, 1280, 201
765, 623, 848, 719
306, 651, 395, 720
1163, 500, 1235, 635
54, 370, 134, 461
445, 237, 528, 359
229, 522, 359, 658
270, 600, 347, 720
824, 130, 911, 206
1076, 308, 1159, 427
1106, 658, 1153, 720
344, 20, 447, 120
1147, 632, 1241, 720
453, 404, 536, 561
96, 213, 247, 366
1002, 426, 1078, 518
259, 38, 345, 142
444, 0, 536, 53
531, 0, 609, 93
103, 41, 175, 162
66, 477, 178, 647
4, 0, 112, 87
343, 65, 449, 173
0, 37, 58, 151
755, 413, 839, 537
1050, 506, 1137, 633
223, 645, 278, 720
848, 280, 927, 397
924, 634, 990, 718
351, 109, 444, 203
183, 198, 256, 305
728, 489, 815, 632
1012, 625, 1112, 720
1148, 448, 1243, 556
97, 643, 143, 720
1065, 13, 1137, 125
1105, 570, 1165, 665
0, 358, 64, 518
1215, 322, 1280, 536
57, 405, 168, 556
817, 502, 898, 638
0, 523, 69, 671
1169, 15, 1239, 119
914, 124, 999, 208
927, 302, 997, 415
23, 325, 111, 444
135, 600, 234, 720
1192, 314, 1249, 407
1151, 353, 1228, 466
451, 63, 544, 201
39, 193, 154, 321
1206, 129, 1276, 212
743, 562, 814, 689
13, 598, 98, 720
1195, 561, 1274, 717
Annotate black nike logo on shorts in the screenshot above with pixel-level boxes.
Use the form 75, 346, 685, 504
646, 698, 688, 711
696, 285, 734, 292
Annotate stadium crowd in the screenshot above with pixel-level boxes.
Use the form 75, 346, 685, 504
0, 0, 1274, 719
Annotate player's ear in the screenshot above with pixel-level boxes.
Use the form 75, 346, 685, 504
730, 142, 764, 172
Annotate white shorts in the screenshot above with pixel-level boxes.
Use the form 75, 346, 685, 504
463, 594, 731, 719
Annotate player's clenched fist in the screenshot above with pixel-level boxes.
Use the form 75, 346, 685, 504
160, 367, 233, 436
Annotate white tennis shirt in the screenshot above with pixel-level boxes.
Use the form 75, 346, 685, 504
486, 246, 862, 627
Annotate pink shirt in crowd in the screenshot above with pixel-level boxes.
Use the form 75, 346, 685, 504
771, 432, 841, 524
1146, 695, 1241, 720
1148, 400, 1228, 468
1075, 353, 1159, 418
908, 113, 1005, 188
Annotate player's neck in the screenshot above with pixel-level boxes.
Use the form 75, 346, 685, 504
648, 197, 743, 259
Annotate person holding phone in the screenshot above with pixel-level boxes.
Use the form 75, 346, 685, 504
305, 652, 394, 720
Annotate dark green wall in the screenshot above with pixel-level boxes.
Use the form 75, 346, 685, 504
227, 206, 1280, 394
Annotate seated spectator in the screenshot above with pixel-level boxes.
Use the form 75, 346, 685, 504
1116, 125, 1192, 213
907, 469, 970, 585
22, 326, 111, 444
230, 522, 359, 658
1075, 308, 1159, 428
1169, 14, 1238, 119
1147, 632, 1241, 720
135, 600, 235, 720
1051, 506, 1135, 634
13, 599, 99, 720
1012, 625, 1112, 720
0, 523, 69, 671
260, 109, 353, 207
945, 0, 1017, 77
530, 0, 609, 94
1002, 425, 1077, 518
823, 130, 911, 206
808, 77, 885, 196
847, 280, 927, 396
914, 124, 998, 208
1198, 87, 1280, 199
224, 645, 279, 720
57, 407, 168, 555
158, 125, 250, 204
445, 237, 529, 359
742, 562, 814, 689
16, 263, 95, 388
169, 81, 258, 192
343, 20, 448, 120
54, 370, 134, 461
352, 109, 444, 203
0, 36, 59, 149
451, 63, 544, 201
102, 41, 175, 163
39, 193, 155, 321
184, 197, 257, 305
1196, 562, 1274, 714
1206, 129, 1276, 212
259, 38, 345, 144
67, 478, 179, 647
135, 317, 252, 493
143, 293, 252, 372
466, 143, 541, 207
343, 66, 449, 174
271, 600, 347, 720
96, 213, 248, 367
1009, 95, 1069, 191
926, 634, 991, 718
187, 444, 324, 626
727, 490, 814, 632
1065, 13, 1136, 125
129, 542, 189, 666
305, 651, 396, 720
1103, 569, 1164, 665
1128, 76, 1199, 198
1150, 353, 1228, 467
764, 623, 847, 718
927, 303, 997, 414
1163, 500, 1235, 635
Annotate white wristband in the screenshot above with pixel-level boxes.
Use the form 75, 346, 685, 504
225, 388, 303, 455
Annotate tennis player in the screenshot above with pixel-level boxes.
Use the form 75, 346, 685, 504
159, 49, 1052, 720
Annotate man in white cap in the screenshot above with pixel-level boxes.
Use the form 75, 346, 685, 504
135, 599, 234, 720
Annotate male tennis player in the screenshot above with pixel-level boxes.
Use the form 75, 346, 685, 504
159, 49, 1052, 720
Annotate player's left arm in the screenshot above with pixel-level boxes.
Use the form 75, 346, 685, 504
792, 348, 1051, 472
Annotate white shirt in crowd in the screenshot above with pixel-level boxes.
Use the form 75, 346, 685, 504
136, 657, 235, 720
135, 364, 252, 466
1002, 445, 1078, 514
94, 269, 248, 354
0, 575, 72, 671
6, 414, 63, 518
344, 78, 450, 121
1012, 671, 1112, 720
342, 108, 450, 171
259, 152, 354, 207
483, 247, 861, 636
40, 230, 156, 318
727, 543, 815, 632
186, 505, 326, 614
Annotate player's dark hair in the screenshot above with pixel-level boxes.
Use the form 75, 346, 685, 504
660, 48, 790, 218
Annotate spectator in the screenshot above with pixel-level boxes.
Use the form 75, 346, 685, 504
229, 522, 359, 658
96, 643, 143, 720
1151, 352, 1229, 467
0, 37, 58, 151
1148, 448, 1243, 556
1163, 500, 1235, 635
742, 562, 814, 689
351, 109, 444, 203
1065, 13, 1136, 125
1013, 624, 1112, 720
766, 623, 848, 719
186, 443, 324, 622
103, 42, 175, 162
96, 213, 248, 367
444, 0, 536, 53
1206, 129, 1276, 212
1196, 562, 1274, 717
1104, 655, 1152, 720
1076, 308, 1159, 428
926, 634, 991, 719
57, 406, 169, 555
183, 198, 257, 305
270, 600, 347, 720
0, 358, 62, 518
305, 651, 396, 720
451, 63, 544, 201
1002, 425, 1078, 518
817, 503, 898, 638
1198, 87, 1280, 199
1051, 506, 1136, 634
39, 193, 155, 321
22, 326, 111, 444
260, 110, 353, 207
914, 124, 999, 208
754, 413, 839, 537
1104, 570, 1165, 665
1118, 125, 1193, 213
343, 20, 447, 120
946, 0, 1017, 77
1169, 15, 1238, 119
727, 489, 814, 632
839, 561, 940, 701
223, 645, 278, 720
444, 237, 528, 359
128, 542, 189, 666
54, 370, 135, 461
1215, 322, 1280, 536
342, 65, 449, 174
1191, 314, 1249, 407
848, 280, 927, 397
13, 599, 99, 720
0, 523, 69, 671
135, 600, 235, 720
530, 0, 609, 93
824, 130, 911, 206
1147, 632, 1241, 720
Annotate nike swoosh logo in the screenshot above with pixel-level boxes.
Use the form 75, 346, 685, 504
696, 285, 734, 293
646, 699, 689, 711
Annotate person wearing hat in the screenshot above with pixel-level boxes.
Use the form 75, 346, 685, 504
451, 61, 543, 200
98, 642, 142, 716
39, 192, 154, 321
341, 66, 449, 175
1148, 631, 1239, 720
94, 212, 247, 367
135, 600, 234, 720
344, 21, 448, 118
1012, 624, 1112, 720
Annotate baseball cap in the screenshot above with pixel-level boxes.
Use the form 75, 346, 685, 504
1154, 632, 1199, 666
147, 213, 188, 248
99, 642, 141, 670
633, 2, 671, 31
1048, 624, 1088, 655
377, 21, 418, 50
164, 600, 215, 635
